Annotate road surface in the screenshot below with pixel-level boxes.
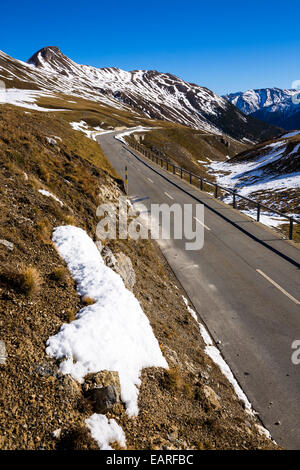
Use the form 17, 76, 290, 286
97, 132, 300, 449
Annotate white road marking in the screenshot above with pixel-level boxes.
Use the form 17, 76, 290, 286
193, 216, 211, 231
256, 269, 300, 305
164, 192, 174, 200
147, 177, 154, 183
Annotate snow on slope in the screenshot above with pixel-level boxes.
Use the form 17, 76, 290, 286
85, 414, 126, 450
46, 225, 168, 417
208, 139, 300, 193
207, 134, 300, 226
0, 88, 66, 111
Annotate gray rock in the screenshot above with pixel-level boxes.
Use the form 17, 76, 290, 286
83, 370, 121, 400
46, 136, 58, 146
115, 252, 136, 290
101, 246, 118, 270
36, 362, 57, 377
52, 428, 62, 439
0, 239, 14, 251
87, 385, 117, 413
0, 340, 6, 365
95, 241, 103, 254
203, 385, 221, 410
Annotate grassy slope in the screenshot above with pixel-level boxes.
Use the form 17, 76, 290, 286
0, 104, 278, 450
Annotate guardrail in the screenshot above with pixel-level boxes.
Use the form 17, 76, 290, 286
129, 140, 300, 241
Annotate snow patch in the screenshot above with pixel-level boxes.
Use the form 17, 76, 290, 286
70, 121, 114, 141
38, 189, 64, 207
46, 225, 168, 416
85, 414, 126, 450
114, 126, 156, 144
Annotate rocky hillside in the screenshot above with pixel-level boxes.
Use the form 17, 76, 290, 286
225, 88, 300, 130
0, 47, 280, 142
0, 104, 278, 450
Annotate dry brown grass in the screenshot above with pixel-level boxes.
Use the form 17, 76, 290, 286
51, 266, 68, 284
63, 215, 76, 226
56, 426, 97, 450
165, 367, 184, 393
36, 218, 52, 242
81, 295, 96, 306
1, 264, 42, 297
66, 309, 76, 323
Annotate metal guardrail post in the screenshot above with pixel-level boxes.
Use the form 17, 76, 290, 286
173, 165, 175, 174
289, 218, 294, 240
189, 173, 192, 184
257, 203, 261, 222
167, 161, 169, 171
180, 168, 183, 179
125, 166, 128, 194
200, 178, 203, 190
215, 185, 218, 198
233, 190, 237, 209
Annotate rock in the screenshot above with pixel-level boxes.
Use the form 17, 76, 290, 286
52, 428, 61, 439
115, 253, 136, 290
58, 374, 81, 397
203, 385, 221, 410
95, 241, 103, 254
0, 340, 6, 365
167, 425, 179, 442
101, 248, 136, 291
83, 370, 121, 400
0, 239, 14, 251
46, 136, 58, 146
87, 385, 117, 413
163, 346, 179, 366
36, 362, 57, 377
101, 246, 118, 270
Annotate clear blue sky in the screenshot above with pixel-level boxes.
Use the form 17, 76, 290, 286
1, 0, 299, 95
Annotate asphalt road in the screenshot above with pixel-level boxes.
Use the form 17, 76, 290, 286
97, 132, 300, 449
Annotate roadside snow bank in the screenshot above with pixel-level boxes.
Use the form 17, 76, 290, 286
115, 126, 156, 144
46, 225, 168, 416
182, 295, 272, 439
85, 414, 126, 450
70, 121, 113, 141
182, 295, 252, 412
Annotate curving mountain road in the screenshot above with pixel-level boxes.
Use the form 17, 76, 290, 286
97, 132, 300, 449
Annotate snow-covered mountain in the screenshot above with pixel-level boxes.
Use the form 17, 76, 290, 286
224, 88, 300, 130
0, 46, 280, 142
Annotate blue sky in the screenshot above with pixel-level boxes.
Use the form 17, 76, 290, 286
1, 0, 299, 95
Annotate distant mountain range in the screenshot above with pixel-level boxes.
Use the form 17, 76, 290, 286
224, 88, 300, 130
0, 46, 280, 143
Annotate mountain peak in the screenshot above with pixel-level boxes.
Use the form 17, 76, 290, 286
27, 46, 64, 67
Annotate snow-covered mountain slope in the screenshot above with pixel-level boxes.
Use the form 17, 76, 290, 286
0, 47, 280, 142
224, 88, 300, 130
207, 131, 300, 223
